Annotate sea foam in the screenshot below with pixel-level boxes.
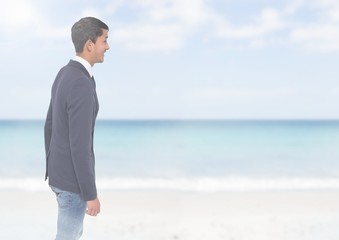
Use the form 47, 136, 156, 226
1, 177, 339, 192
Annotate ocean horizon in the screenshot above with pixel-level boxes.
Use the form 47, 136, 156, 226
1, 119, 339, 191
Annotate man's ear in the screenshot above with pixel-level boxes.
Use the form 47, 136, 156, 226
85, 39, 93, 52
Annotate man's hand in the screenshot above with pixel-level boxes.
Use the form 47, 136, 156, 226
86, 197, 100, 216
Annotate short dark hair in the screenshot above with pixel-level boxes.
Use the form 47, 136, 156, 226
71, 17, 109, 53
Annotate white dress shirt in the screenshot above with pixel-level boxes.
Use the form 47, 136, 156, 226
73, 56, 93, 77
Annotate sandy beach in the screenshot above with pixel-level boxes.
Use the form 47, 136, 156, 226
1, 189, 339, 240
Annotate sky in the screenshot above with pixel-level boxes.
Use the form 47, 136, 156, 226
0, 0, 339, 120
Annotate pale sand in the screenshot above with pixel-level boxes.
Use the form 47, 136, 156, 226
1, 189, 339, 240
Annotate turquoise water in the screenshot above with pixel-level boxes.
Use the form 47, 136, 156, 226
1, 120, 339, 190
92, 120, 339, 178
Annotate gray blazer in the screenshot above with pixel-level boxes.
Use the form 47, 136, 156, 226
44, 60, 99, 201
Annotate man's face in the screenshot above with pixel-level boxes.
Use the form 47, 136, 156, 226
92, 29, 110, 64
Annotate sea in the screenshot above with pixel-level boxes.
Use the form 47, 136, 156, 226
1, 120, 339, 192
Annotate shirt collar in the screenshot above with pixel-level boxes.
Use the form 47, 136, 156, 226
73, 56, 93, 77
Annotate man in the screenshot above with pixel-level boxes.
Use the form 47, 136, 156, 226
44, 17, 110, 239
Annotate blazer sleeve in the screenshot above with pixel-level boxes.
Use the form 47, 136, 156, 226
67, 78, 97, 201
44, 99, 53, 180
44, 99, 52, 154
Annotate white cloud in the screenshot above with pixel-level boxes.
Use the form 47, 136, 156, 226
110, 0, 216, 51
112, 23, 184, 51
209, 0, 339, 52
3, 0, 339, 52
8, 0, 327, 53
286, 0, 339, 51
0, 0, 41, 33
283, 0, 305, 15
312, 0, 339, 16
109, 0, 306, 51
101, 0, 126, 16
290, 24, 339, 51
0, 0, 69, 40
216, 7, 286, 39
133, 0, 212, 25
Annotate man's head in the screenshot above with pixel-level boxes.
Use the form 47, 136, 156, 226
71, 17, 110, 66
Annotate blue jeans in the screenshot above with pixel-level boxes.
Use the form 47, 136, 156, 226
51, 186, 87, 240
